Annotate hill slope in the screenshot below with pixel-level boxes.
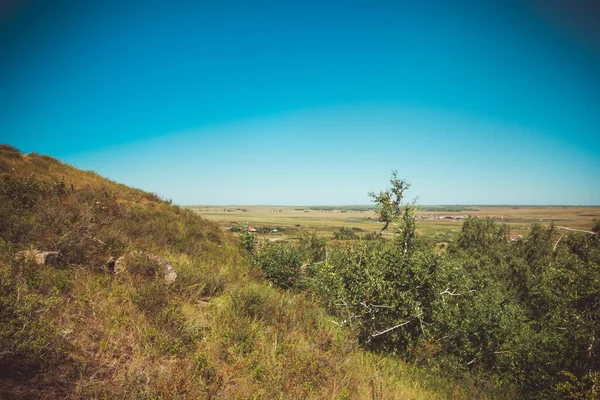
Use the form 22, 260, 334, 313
0, 145, 453, 399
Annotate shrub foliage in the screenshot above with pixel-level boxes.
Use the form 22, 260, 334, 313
251, 172, 600, 399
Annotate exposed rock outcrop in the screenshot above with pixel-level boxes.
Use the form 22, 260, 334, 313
113, 251, 177, 284
15, 250, 60, 266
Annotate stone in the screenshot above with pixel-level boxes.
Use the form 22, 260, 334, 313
114, 251, 177, 284
15, 250, 60, 265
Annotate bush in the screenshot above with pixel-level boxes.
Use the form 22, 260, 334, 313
238, 231, 257, 253
298, 230, 326, 263
333, 227, 359, 240
251, 200, 600, 397
254, 243, 304, 289
362, 231, 382, 241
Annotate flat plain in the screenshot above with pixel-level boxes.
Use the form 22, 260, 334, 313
187, 205, 600, 242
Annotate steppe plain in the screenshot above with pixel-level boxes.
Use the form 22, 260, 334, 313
188, 205, 600, 242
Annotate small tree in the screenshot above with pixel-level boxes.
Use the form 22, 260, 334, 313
369, 170, 417, 253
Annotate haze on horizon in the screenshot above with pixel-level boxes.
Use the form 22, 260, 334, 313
1, 0, 599, 206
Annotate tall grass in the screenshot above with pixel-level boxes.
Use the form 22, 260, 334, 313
0, 147, 461, 399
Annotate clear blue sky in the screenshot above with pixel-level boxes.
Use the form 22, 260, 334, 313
1, 0, 599, 205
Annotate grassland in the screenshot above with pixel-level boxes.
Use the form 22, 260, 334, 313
1, 145, 473, 399
187, 204, 600, 243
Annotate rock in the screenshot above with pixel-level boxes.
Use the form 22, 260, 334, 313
15, 250, 60, 265
114, 251, 177, 284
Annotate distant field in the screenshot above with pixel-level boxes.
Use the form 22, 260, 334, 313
187, 205, 600, 243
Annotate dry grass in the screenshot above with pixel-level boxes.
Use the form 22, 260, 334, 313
0, 145, 463, 399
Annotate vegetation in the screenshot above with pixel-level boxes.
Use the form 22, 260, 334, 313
250, 171, 600, 399
420, 206, 479, 212
3, 148, 598, 399
190, 203, 599, 246
333, 227, 360, 240
309, 206, 378, 212
0, 149, 454, 399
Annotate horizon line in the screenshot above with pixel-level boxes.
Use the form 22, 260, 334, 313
183, 204, 600, 208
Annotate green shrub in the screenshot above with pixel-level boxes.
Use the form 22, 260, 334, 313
229, 225, 244, 233
361, 231, 382, 241
298, 229, 326, 262
333, 227, 359, 240
238, 231, 256, 253
254, 243, 304, 289
246, 172, 600, 398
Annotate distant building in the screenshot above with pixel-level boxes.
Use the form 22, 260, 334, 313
247, 226, 257, 232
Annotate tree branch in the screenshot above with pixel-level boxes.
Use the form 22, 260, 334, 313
367, 319, 414, 341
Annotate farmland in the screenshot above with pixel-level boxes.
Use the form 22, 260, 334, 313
187, 204, 600, 242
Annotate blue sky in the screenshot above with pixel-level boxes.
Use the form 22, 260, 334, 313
1, 0, 599, 205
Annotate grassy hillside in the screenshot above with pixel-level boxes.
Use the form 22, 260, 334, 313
0, 145, 461, 399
